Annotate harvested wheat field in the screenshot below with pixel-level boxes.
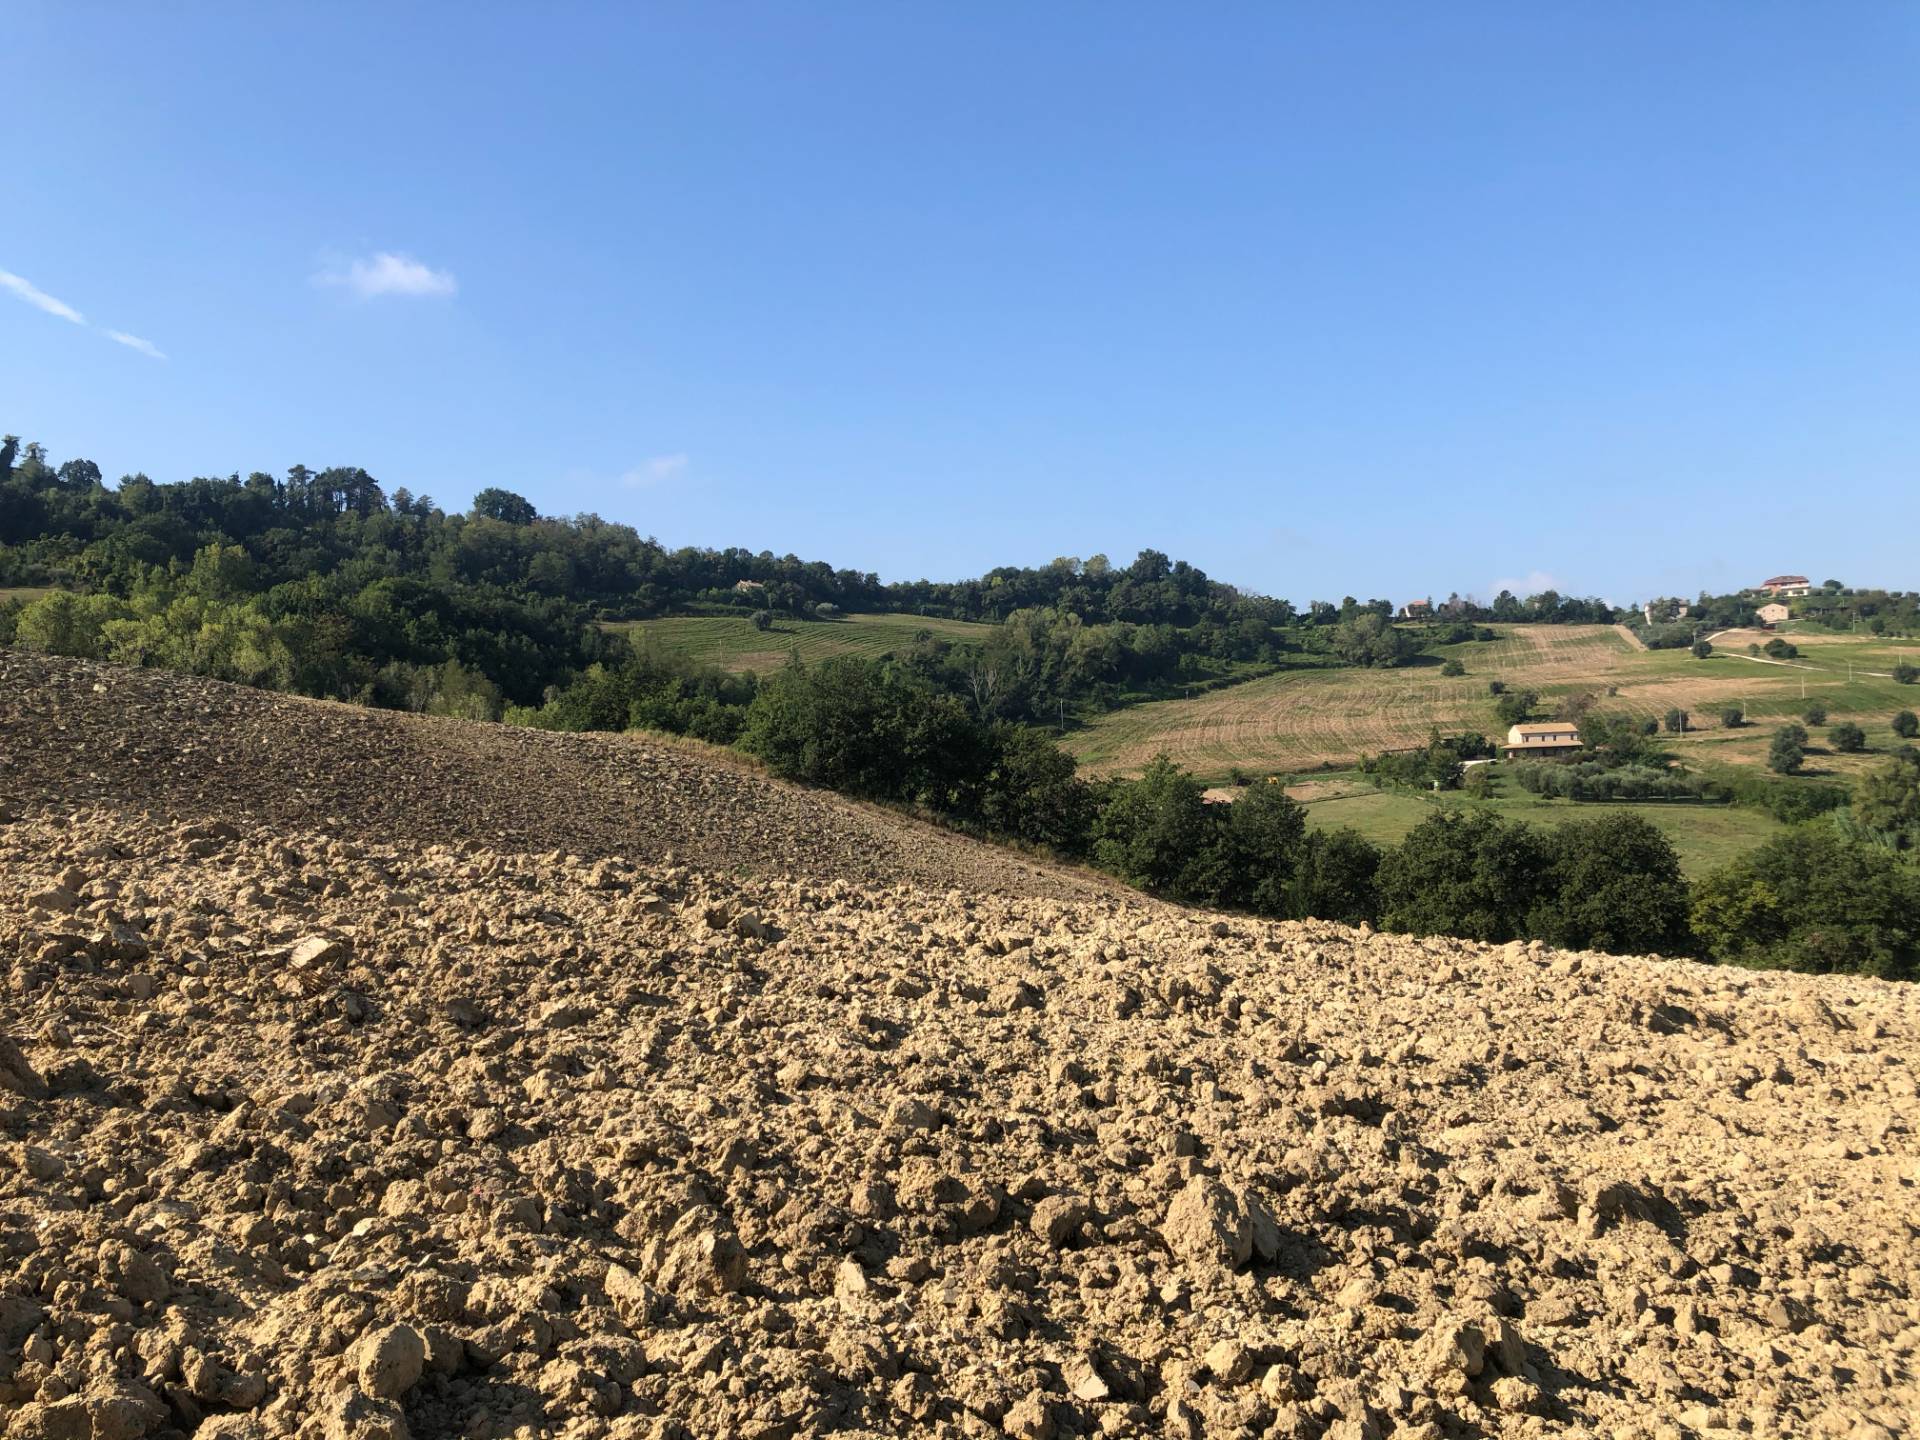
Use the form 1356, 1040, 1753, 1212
2, 657, 1918, 1440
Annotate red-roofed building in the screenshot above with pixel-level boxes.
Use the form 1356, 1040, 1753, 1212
1757, 575, 1811, 597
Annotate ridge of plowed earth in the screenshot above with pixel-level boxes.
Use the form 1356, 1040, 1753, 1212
0, 652, 1108, 903
1, 655, 1917, 1440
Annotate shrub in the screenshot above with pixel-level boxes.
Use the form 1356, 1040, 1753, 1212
1895, 661, 1918, 685
1487, 679, 1507, 696
1691, 640, 1712, 659
1663, 707, 1689, 734
1721, 707, 1744, 729
1802, 702, 1827, 726
1830, 721, 1866, 753
750, 609, 773, 632
1440, 658, 1465, 677
1895, 710, 1919, 739
1690, 830, 1920, 978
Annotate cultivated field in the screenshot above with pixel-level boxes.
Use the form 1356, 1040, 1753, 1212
1067, 624, 1920, 780
0, 586, 53, 606
603, 609, 993, 674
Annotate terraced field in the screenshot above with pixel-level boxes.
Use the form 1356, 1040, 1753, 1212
1067, 623, 1920, 779
603, 609, 993, 674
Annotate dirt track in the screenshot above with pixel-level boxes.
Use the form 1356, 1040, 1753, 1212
2, 656, 1918, 1440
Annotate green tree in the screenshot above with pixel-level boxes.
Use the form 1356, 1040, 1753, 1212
1691, 640, 1713, 659
1894, 710, 1919, 740
1494, 690, 1538, 726
1829, 721, 1866, 753
1721, 706, 1744, 729
1375, 810, 1552, 943
1527, 814, 1691, 955
1894, 661, 1918, 685
1222, 781, 1309, 915
1690, 829, 1920, 978
1802, 702, 1827, 726
980, 726, 1095, 852
1090, 755, 1223, 899
1853, 753, 1920, 850
1768, 724, 1807, 774
750, 609, 773, 632
1440, 658, 1465, 677
1663, 707, 1689, 734
1287, 828, 1381, 926
471, 487, 538, 524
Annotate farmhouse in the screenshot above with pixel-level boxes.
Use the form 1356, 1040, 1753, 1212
1757, 602, 1791, 625
732, 579, 767, 594
1756, 574, 1811, 597
1400, 599, 1431, 619
1504, 722, 1583, 758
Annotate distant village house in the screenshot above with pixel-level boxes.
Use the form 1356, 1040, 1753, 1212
1399, 599, 1431, 619
733, 579, 767, 594
1756, 574, 1811, 598
1757, 602, 1791, 625
1504, 722, 1583, 758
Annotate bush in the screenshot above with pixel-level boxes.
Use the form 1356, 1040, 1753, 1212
1488, 679, 1507, 695
750, 609, 773, 631
1663, 707, 1689, 734
1895, 710, 1919, 739
1853, 752, 1920, 849
1691, 640, 1712, 659
1763, 638, 1797, 660
1440, 658, 1465, 677
1830, 721, 1866, 753
1802, 702, 1827, 726
1721, 707, 1744, 729
1768, 724, 1807, 775
1691, 830, 1920, 979
1894, 661, 1918, 685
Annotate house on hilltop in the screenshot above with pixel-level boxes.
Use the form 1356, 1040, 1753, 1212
1757, 602, 1791, 625
1757, 575, 1811, 597
1504, 722, 1583, 758
732, 579, 767, 595
1400, 599, 1432, 619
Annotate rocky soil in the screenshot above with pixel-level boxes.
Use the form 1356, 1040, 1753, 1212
2, 659, 1918, 1440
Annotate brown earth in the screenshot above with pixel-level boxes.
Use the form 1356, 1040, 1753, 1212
2, 655, 1918, 1440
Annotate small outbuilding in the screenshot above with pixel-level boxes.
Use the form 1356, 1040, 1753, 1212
1757, 602, 1790, 625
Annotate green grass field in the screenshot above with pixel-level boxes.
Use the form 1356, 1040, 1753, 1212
0, 587, 54, 606
1285, 769, 1787, 877
1066, 623, 1920, 780
602, 609, 995, 674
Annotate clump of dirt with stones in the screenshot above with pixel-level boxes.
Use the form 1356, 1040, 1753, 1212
1, 661, 1918, 1440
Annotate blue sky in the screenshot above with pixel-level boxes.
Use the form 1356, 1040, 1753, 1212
5, 4, 1918, 606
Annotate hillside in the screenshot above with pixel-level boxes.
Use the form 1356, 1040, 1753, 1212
1066, 624, 1920, 780
2, 660, 1918, 1439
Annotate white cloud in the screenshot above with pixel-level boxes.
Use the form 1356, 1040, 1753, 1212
2, 266, 168, 358
0, 268, 87, 325
1490, 568, 1561, 598
621, 453, 690, 488
105, 330, 167, 361
316, 251, 458, 300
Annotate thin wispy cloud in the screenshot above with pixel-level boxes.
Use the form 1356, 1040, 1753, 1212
2, 265, 166, 358
622, 453, 690, 488
316, 251, 458, 300
0, 269, 87, 325
105, 330, 167, 361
